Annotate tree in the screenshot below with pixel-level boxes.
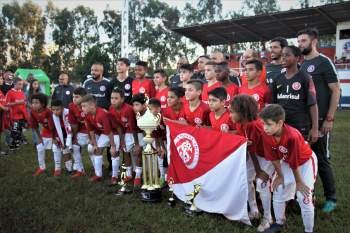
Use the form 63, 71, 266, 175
0, 16, 7, 68
182, 0, 223, 25
242, 0, 280, 15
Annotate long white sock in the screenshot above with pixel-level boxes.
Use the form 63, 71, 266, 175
135, 166, 142, 178
73, 145, 84, 172
259, 190, 272, 221
126, 166, 132, 177
273, 201, 286, 225
158, 156, 165, 178
89, 155, 95, 167
65, 159, 73, 172
130, 151, 137, 172
248, 181, 259, 213
53, 151, 62, 170
94, 155, 103, 177
36, 144, 46, 170
111, 157, 120, 178
297, 193, 314, 232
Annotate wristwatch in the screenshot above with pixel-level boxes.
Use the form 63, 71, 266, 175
326, 115, 334, 122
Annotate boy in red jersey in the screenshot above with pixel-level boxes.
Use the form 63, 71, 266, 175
230, 94, 275, 232
30, 93, 55, 176
208, 87, 235, 133
259, 104, 317, 233
162, 87, 186, 121
110, 88, 139, 184
68, 87, 89, 178
201, 62, 221, 104
132, 61, 156, 98
215, 62, 239, 108
184, 80, 210, 127
153, 69, 169, 109
239, 60, 271, 111
50, 99, 73, 176
6, 77, 29, 149
81, 95, 116, 182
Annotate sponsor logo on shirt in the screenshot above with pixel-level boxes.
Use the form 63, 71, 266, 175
277, 93, 300, 100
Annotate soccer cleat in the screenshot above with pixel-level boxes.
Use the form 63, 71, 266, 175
33, 168, 45, 177
111, 177, 118, 185
322, 200, 337, 213
123, 176, 133, 183
54, 169, 61, 177
89, 175, 102, 182
133, 177, 141, 187
71, 171, 85, 179
262, 223, 283, 233
248, 211, 260, 220
257, 218, 273, 232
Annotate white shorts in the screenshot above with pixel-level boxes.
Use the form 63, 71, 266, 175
273, 152, 318, 202
124, 132, 146, 152
42, 137, 53, 150
77, 132, 89, 146
256, 155, 275, 192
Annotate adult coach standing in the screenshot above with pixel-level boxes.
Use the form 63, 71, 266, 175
298, 28, 341, 213
51, 73, 74, 108
266, 37, 288, 85
83, 63, 112, 110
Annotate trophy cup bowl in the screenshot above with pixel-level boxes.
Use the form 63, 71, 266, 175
137, 108, 162, 202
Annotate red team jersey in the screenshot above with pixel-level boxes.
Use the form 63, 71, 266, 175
132, 78, 156, 98
85, 107, 112, 135
30, 108, 53, 138
262, 123, 312, 169
5, 88, 28, 121
239, 82, 271, 110
108, 106, 127, 134
201, 82, 221, 104
155, 87, 169, 109
162, 107, 186, 121
184, 102, 210, 126
224, 83, 239, 107
209, 110, 235, 132
0, 90, 10, 131
236, 119, 265, 156
110, 103, 137, 133
68, 103, 88, 133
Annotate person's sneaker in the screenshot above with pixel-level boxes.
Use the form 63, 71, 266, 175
89, 175, 102, 182
54, 169, 61, 177
262, 223, 283, 233
322, 200, 337, 213
257, 218, 273, 232
0, 151, 8, 156
71, 171, 85, 178
111, 177, 118, 185
33, 168, 45, 177
248, 211, 260, 220
133, 177, 141, 187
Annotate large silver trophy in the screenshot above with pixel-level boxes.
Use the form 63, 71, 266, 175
136, 107, 162, 202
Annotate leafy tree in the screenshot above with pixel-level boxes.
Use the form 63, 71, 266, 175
0, 16, 7, 68
242, 0, 280, 15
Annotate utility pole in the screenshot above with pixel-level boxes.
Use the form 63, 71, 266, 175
121, 0, 129, 58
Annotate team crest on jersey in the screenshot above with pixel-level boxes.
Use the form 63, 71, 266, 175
220, 123, 229, 132
178, 117, 185, 121
125, 84, 131, 90
65, 90, 71, 95
279, 145, 288, 154
226, 95, 231, 102
307, 65, 315, 73
80, 112, 85, 117
100, 85, 106, 91
252, 94, 260, 101
281, 68, 287, 73
303, 196, 311, 205
292, 82, 301, 91
174, 133, 200, 169
194, 117, 202, 125
160, 96, 166, 102
139, 87, 145, 93
97, 123, 102, 128
121, 117, 128, 122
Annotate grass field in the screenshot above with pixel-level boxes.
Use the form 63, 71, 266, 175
0, 110, 349, 233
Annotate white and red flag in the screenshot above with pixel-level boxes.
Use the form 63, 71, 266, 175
165, 120, 250, 224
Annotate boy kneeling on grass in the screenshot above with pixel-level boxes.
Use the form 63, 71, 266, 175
259, 104, 318, 233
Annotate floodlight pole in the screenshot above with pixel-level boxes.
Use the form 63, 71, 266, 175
121, 0, 129, 58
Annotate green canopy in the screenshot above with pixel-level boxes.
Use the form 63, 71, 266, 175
15, 68, 51, 95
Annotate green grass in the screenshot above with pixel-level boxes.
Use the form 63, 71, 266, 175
1, 111, 349, 233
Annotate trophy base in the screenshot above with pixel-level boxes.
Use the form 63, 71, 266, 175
140, 189, 162, 202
